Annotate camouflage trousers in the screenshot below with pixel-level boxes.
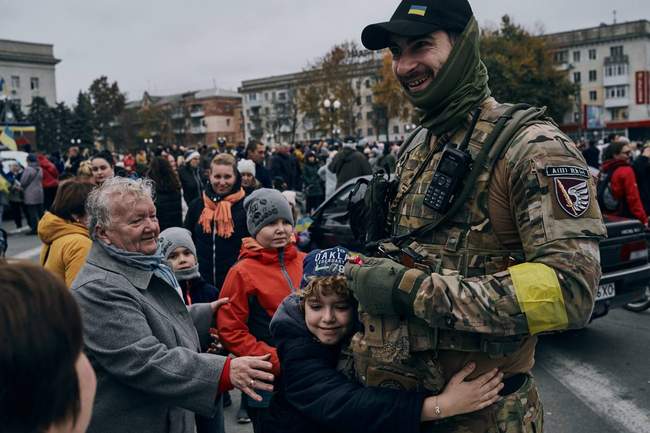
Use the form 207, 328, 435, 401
424, 374, 543, 433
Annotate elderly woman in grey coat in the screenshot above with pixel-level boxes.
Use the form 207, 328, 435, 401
72, 176, 274, 433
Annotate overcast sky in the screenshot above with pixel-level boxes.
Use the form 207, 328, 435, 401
3, 0, 650, 105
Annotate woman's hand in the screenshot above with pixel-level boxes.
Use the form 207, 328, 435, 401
210, 297, 229, 313
421, 363, 503, 421
229, 354, 274, 402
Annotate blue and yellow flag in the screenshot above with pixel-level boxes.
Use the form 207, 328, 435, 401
0, 126, 17, 150
408, 5, 427, 16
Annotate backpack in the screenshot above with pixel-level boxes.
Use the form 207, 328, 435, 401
597, 166, 622, 212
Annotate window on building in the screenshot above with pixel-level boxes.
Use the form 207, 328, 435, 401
366, 111, 373, 120
264, 93, 269, 101
278, 92, 286, 101
356, 80, 361, 90
356, 96, 361, 105
589, 49, 597, 60
607, 85, 627, 98
265, 107, 270, 115
356, 112, 362, 120
573, 72, 581, 83
11, 76, 19, 88
366, 95, 372, 103
617, 64, 626, 75
554, 50, 568, 64
365, 79, 371, 88
589, 70, 597, 82
249, 93, 257, 101
226, 119, 231, 127
272, 92, 276, 101
573, 51, 581, 63
357, 129, 363, 137
367, 127, 374, 136
589, 90, 597, 101
610, 45, 624, 57
393, 125, 399, 134
30, 77, 39, 90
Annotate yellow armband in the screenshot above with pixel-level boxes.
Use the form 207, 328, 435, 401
509, 262, 568, 335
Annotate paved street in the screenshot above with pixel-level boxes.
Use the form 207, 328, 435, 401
5, 220, 649, 433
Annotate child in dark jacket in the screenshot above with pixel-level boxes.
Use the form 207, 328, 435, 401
159, 227, 219, 306
158, 227, 229, 432
266, 247, 504, 433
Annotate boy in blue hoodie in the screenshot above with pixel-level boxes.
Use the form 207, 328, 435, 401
267, 247, 504, 433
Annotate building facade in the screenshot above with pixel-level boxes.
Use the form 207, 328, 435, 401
0, 39, 59, 114
239, 53, 417, 146
125, 88, 244, 150
546, 20, 650, 141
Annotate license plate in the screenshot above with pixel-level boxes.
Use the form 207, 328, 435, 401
596, 282, 616, 301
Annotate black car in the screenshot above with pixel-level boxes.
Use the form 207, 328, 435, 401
308, 176, 650, 320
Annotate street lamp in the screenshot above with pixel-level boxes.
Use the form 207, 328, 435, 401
143, 137, 154, 148
323, 98, 341, 143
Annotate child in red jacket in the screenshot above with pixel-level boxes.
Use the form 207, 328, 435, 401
217, 188, 305, 432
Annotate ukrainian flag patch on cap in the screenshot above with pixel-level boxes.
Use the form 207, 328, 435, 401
408, 5, 427, 16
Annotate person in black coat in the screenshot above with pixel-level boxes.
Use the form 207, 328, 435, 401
179, 151, 205, 206
184, 153, 249, 292
270, 144, 300, 190
247, 141, 272, 188
328, 142, 372, 188
265, 248, 504, 433
633, 144, 650, 214
147, 156, 183, 231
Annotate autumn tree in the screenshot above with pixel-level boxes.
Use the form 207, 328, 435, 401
89, 76, 126, 149
480, 15, 576, 122
296, 42, 371, 139
28, 97, 56, 152
53, 102, 74, 151
71, 91, 95, 150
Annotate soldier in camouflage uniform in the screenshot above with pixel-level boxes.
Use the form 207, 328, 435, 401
344, 0, 607, 432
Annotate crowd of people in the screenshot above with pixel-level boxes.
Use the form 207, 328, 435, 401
0, 0, 638, 432
579, 134, 650, 226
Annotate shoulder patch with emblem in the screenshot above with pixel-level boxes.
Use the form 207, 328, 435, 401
545, 166, 590, 218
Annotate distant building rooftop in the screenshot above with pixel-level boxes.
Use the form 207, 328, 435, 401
544, 19, 650, 48
0, 38, 60, 65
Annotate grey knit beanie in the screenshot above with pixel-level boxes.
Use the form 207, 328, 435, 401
158, 227, 197, 260
244, 188, 294, 236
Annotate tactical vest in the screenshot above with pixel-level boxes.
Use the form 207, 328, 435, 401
352, 101, 535, 393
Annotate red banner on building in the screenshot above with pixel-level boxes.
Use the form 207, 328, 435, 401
637, 71, 650, 104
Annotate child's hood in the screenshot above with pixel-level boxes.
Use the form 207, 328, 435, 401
270, 294, 310, 340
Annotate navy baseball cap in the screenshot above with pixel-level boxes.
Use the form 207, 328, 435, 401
362, 0, 473, 50
300, 247, 349, 290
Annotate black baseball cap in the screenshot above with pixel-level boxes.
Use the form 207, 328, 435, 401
361, 0, 473, 50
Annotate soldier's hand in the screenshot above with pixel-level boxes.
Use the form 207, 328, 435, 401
344, 256, 406, 315
421, 363, 503, 421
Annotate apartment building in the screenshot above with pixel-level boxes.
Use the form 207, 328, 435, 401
126, 88, 244, 149
545, 20, 650, 140
239, 51, 416, 145
0, 39, 59, 114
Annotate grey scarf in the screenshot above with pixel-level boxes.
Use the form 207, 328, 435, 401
174, 264, 201, 282
98, 241, 183, 301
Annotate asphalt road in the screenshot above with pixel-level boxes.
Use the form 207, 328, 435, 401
5, 222, 649, 433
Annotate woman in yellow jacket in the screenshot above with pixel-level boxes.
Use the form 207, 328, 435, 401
38, 179, 95, 287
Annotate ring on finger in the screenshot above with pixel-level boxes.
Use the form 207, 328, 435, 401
250, 379, 255, 387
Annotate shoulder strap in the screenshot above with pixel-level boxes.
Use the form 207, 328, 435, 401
394, 103, 545, 244
397, 126, 425, 160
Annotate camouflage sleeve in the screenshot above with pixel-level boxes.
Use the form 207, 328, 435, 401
406, 123, 606, 336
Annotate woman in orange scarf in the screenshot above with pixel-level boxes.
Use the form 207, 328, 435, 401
184, 153, 249, 293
